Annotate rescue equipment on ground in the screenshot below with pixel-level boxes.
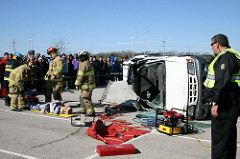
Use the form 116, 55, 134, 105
96, 104, 132, 125
25, 95, 39, 104
102, 104, 122, 116
96, 144, 136, 156
155, 108, 193, 135
132, 115, 161, 128
87, 119, 150, 145
71, 115, 93, 127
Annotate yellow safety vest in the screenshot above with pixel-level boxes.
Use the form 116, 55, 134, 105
204, 48, 240, 88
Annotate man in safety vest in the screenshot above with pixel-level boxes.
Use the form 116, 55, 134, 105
204, 34, 240, 159
44, 47, 63, 103
4, 52, 23, 106
8, 61, 36, 111
75, 51, 96, 116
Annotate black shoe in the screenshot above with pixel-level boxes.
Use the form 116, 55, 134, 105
4, 99, 10, 106
85, 112, 95, 117
21, 107, 30, 110
11, 109, 23, 112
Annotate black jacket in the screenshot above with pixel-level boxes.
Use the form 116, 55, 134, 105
211, 52, 240, 117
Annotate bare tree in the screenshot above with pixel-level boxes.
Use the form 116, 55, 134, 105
53, 38, 66, 54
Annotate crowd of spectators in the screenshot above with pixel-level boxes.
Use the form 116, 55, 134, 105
0, 51, 127, 97
89, 55, 126, 87
61, 54, 126, 88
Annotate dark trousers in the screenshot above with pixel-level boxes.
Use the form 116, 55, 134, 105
4, 80, 10, 102
211, 115, 238, 159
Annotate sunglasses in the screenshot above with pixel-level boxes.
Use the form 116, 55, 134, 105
211, 42, 217, 46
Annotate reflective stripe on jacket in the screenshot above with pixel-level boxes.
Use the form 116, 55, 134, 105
4, 59, 21, 81
45, 56, 63, 82
75, 60, 96, 89
8, 64, 28, 92
204, 48, 240, 88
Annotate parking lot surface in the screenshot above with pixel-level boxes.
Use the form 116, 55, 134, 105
0, 87, 240, 159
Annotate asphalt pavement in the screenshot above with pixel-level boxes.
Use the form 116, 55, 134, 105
0, 87, 240, 159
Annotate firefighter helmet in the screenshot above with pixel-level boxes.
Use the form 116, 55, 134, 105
47, 47, 57, 55
14, 52, 23, 59
79, 50, 89, 56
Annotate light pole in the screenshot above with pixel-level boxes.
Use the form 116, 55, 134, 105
29, 38, 34, 51
130, 36, 136, 57
28, 34, 35, 51
144, 31, 149, 55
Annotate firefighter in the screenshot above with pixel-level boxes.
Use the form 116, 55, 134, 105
204, 34, 240, 159
4, 52, 23, 106
75, 51, 96, 116
44, 47, 63, 103
8, 61, 36, 111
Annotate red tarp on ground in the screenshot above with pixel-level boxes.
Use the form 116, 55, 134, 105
87, 119, 150, 145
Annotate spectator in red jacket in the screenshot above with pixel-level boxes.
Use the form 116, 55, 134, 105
0, 52, 10, 97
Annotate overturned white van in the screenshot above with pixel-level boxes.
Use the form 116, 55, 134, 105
123, 55, 213, 120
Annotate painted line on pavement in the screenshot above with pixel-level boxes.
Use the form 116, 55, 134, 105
84, 153, 98, 159
0, 109, 70, 121
151, 129, 211, 143
0, 148, 38, 159
151, 129, 240, 147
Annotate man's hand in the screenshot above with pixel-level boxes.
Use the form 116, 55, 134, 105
211, 105, 219, 118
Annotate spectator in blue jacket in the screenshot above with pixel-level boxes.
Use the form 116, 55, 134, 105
112, 57, 118, 81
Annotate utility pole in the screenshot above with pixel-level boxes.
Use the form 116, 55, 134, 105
130, 36, 136, 57
12, 39, 16, 53
144, 31, 149, 55
163, 36, 166, 54
29, 38, 34, 51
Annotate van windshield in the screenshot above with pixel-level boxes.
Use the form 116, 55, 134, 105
131, 61, 166, 109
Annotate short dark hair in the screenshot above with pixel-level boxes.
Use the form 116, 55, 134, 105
4, 52, 9, 56
211, 34, 230, 48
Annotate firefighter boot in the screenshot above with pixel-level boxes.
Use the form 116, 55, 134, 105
79, 107, 86, 114
86, 108, 95, 117
10, 104, 20, 111
10, 107, 17, 111
19, 105, 28, 110
79, 97, 86, 114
